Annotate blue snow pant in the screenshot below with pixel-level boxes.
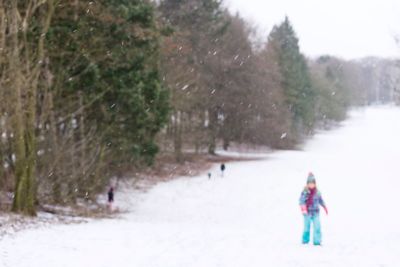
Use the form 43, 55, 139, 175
302, 214, 321, 245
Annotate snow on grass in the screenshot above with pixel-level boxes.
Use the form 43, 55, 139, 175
0, 212, 88, 238
1, 106, 400, 267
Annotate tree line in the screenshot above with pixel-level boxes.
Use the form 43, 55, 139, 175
0, 0, 391, 215
158, 1, 375, 158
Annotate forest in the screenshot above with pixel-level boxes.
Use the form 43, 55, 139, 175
0, 0, 398, 216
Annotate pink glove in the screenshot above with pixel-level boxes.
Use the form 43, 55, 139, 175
300, 205, 308, 215
323, 206, 328, 215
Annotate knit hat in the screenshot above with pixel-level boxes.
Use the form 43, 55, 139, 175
307, 172, 316, 184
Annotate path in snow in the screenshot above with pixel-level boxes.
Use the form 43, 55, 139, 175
1, 106, 400, 267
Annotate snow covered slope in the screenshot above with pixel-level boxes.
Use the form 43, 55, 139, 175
1, 106, 400, 267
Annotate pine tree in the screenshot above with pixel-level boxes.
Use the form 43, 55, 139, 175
48, 1, 169, 167
268, 17, 316, 134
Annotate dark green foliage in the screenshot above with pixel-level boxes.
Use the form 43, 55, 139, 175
0, 1, 371, 214
311, 65, 348, 123
48, 0, 169, 166
268, 17, 316, 133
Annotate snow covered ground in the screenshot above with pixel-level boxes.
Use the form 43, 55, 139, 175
1, 106, 400, 267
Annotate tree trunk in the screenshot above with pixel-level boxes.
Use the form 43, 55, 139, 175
173, 111, 183, 162
48, 92, 62, 203
10, 0, 55, 215
208, 109, 218, 155
8, 1, 35, 216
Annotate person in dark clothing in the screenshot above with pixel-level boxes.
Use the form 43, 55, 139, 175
107, 187, 114, 209
220, 163, 226, 177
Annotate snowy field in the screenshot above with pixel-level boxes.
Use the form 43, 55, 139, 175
1, 106, 400, 267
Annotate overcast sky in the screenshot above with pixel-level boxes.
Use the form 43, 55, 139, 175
225, 0, 400, 59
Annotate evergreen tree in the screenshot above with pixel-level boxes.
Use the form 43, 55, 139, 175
48, 0, 169, 167
268, 17, 316, 133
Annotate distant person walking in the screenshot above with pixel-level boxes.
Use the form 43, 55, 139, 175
299, 173, 328, 246
220, 163, 226, 177
107, 187, 114, 210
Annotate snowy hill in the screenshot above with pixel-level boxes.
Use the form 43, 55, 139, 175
1, 106, 400, 267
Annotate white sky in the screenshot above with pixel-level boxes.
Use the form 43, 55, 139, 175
225, 0, 400, 59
